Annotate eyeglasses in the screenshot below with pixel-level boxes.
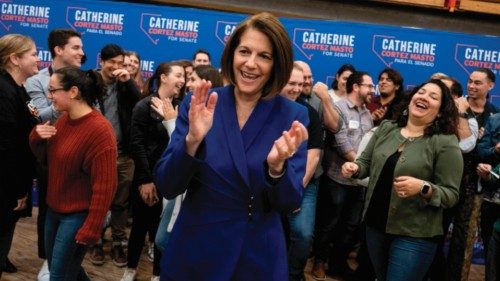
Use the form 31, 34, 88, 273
48, 88, 65, 95
359, 83, 375, 89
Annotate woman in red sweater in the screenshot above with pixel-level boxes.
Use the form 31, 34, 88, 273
30, 67, 117, 281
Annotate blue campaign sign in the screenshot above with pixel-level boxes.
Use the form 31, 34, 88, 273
1, 0, 499, 105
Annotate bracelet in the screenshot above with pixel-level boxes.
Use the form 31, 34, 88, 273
268, 168, 286, 179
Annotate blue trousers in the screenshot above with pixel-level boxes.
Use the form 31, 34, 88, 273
155, 199, 177, 253
365, 226, 437, 281
45, 209, 90, 281
287, 180, 318, 281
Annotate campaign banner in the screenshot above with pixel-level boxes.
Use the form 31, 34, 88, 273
1, 0, 499, 105
66, 6, 125, 36
372, 35, 437, 68
0, 1, 50, 30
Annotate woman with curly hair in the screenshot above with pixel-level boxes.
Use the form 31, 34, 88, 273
342, 79, 463, 281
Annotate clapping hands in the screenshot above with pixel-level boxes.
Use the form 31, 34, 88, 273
266, 121, 308, 174
151, 96, 178, 121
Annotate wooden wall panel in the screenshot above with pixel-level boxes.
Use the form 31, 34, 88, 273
459, 0, 500, 14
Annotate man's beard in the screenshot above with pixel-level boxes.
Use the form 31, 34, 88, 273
302, 86, 312, 95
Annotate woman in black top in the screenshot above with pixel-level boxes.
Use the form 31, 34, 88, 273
0, 34, 39, 277
122, 61, 185, 281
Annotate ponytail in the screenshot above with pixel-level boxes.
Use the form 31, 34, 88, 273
54, 67, 105, 107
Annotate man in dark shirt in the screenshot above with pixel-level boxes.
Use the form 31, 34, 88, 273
280, 63, 323, 281
89, 44, 140, 268
367, 68, 404, 126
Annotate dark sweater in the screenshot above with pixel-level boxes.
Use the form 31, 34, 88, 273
0, 70, 37, 232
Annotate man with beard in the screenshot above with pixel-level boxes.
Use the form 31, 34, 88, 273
367, 68, 404, 126
295, 60, 341, 133
312, 71, 374, 280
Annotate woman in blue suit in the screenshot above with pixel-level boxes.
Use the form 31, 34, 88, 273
155, 12, 309, 281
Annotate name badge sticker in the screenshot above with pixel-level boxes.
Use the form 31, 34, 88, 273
348, 120, 360, 129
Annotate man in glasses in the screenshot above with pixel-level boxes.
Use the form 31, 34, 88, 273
312, 71, 374, 280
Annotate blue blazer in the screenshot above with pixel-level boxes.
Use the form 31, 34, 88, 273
155, 85, 309, 281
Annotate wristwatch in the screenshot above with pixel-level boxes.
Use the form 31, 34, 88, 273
420, 181, 431, 196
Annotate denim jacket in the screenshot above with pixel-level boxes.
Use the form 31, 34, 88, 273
477, 113, 500, 164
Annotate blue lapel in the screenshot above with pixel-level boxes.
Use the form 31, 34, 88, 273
219, 86, 250, 188
218, 86, 278, 188
240, 96, 277, 151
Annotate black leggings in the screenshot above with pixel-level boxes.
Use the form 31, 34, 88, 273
127, 193, 162, 275
36, 163, 49, 259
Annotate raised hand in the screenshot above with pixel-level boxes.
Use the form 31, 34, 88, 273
185, 80, 218, 156
341, 162, 359, 178
455, 97, 469, 114
35, 121, 57, 139
266, 120, 308, 175
372, 106, 387, 122
151, 96, 178, 121
112, 69, 130, 82
312, 82, 329, 101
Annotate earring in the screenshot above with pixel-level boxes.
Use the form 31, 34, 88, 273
403, 109, 408, 116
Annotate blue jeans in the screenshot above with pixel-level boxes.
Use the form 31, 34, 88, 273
45, 209, 90, 281
365, 226, 437, 281
287, 180, 318, 281
155, 199, 177, 253
486, 229, 499, 281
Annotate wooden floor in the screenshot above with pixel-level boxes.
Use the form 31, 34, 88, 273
2, 208, 154, 281
2, 208, 485, 281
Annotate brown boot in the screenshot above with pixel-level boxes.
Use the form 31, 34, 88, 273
312, 260, 327, 280
111, 244, 127, 267
89, 244, 105, 266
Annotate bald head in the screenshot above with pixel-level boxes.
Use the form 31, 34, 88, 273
295, 61, 313, 95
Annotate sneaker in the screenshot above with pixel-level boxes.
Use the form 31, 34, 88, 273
311, 260, 327, 280
121, 239, 128, 249
150, 276, 160, 281
89, 244, 105, 266
120, 268, 136, 281
147, 243, 154, 262
112, 245, 127, 267
37, 260, 50, 281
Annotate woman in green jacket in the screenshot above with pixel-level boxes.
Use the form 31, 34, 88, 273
342, 79, 463, 281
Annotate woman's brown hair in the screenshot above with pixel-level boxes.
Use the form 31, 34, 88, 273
220, 12, 293, 100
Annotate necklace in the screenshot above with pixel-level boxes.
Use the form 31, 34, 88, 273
401, 127, 424, 139
398, 128, 424, 152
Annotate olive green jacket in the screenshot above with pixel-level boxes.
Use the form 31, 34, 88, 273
355, 121, 463, 237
